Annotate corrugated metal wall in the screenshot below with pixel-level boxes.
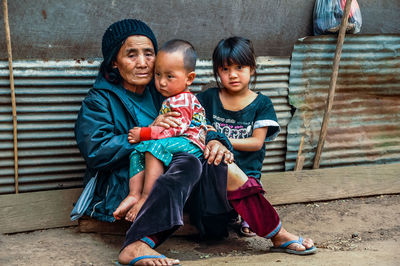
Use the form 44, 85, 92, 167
286, 34, 400, 170
0, 62, 14, 193
0, 57, 291, 194
257, 57, 291, 172
0, 60, 100, 194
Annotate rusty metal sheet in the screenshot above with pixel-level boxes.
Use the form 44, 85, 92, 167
286, 34, 400, 170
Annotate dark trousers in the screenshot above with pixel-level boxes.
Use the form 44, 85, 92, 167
123, 153, 230, 249
122, 154, 280, 250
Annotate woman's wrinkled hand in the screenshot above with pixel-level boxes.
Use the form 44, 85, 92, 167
128, 127, 142, 144
204, 140, 234, 165
151, 111, 181, 129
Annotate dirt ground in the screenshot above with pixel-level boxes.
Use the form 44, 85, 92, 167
1, 194, 399, 266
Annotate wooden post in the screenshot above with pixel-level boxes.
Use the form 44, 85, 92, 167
313, 0, 353, 169
2, 0, 19, 193
294, 136, 305, 171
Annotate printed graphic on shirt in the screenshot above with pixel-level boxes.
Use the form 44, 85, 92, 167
192, 112, 207, 128
159, 104, 172, 115
212, 114, 253, 139
155, 92, 207, 150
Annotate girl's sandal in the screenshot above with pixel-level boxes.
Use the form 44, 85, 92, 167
239, 220, 256, 237
269, 237, 317, 255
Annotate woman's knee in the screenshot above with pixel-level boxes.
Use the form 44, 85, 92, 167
182, 153, 202, 172
158, 153, 202, 185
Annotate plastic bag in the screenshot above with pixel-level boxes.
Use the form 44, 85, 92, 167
313, 0, 362, 35
70, 172, 98, 221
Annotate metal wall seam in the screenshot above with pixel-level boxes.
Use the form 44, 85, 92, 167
285, 34, 400, 170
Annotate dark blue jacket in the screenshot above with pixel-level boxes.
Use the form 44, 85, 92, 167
75, 74, 164, 222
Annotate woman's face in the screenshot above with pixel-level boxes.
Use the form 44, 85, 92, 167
112, 35, 156, 93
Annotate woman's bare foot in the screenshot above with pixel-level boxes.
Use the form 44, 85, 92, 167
125, 196, 147, 222
113, 194, 139, 220
119, 240, 180, 265
271, 227, 314, 251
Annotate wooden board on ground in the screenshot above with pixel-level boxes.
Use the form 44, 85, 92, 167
1, 163, 399, 234
78, 213, 199, 236
0, 188, 82, 234
261, 163, 400, 205
78, 216, 131, 235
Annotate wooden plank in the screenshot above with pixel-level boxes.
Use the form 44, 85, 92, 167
78, 214, 199, 236
78, 216, 130, 235
262, 163, 400, 205
0, 188, 82, 234
2, 163, 399, 234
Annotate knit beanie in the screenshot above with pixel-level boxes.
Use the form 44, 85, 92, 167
101, 19, 158, 62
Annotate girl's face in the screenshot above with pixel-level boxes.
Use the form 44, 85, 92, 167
218, 63, 254, 94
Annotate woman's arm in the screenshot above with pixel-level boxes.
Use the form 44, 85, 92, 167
229, 127, 268, 152
75, 91, 135, 169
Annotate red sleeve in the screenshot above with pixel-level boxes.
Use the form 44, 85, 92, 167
139, 127, 152, 141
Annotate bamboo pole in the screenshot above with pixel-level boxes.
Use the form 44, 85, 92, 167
313, 0, 353, 169
3, 0, 19, 193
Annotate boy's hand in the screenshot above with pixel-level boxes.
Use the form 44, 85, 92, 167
151, 111, 181, 129
128, 127, 141, 144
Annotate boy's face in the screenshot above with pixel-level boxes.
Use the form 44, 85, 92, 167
154, 51, 195, 97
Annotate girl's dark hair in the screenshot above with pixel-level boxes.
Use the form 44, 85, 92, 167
212, 36, 257, 89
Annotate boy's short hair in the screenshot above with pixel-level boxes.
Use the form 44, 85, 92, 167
159, 39, 197, 72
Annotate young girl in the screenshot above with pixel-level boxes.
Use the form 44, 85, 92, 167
113, 39, 207, 222
197, 36, 281, 237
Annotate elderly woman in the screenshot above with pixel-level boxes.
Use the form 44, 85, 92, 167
75, 19, 315, 265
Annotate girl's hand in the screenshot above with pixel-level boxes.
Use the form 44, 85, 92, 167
204, 140, 234, 165
128, 127, 141, 143
151, 111, 182, 129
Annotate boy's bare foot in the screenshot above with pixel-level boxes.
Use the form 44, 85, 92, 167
125, 196, 147, 222
113, 195, 139, 220
119, 241, 180, 265
271, 227, 314, 251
